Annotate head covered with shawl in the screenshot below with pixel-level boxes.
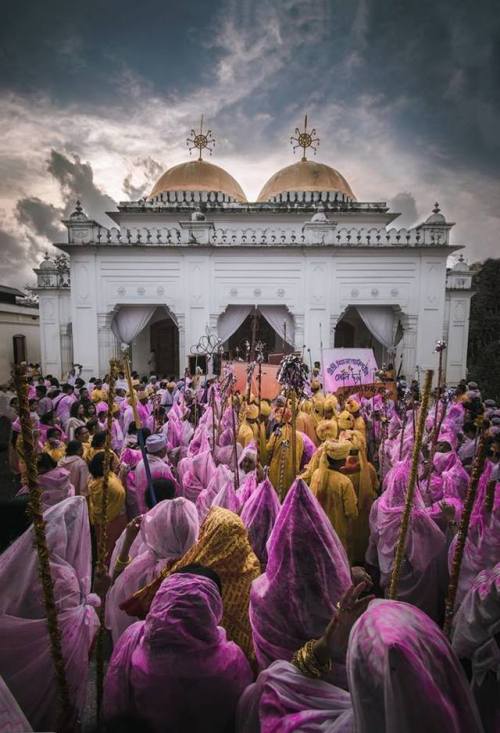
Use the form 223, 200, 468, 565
0, 497, 100, 731
104, 572, 252, 733
250, 478, 351, 670
240, 477, 281, 567
107, 498, 200, 643
348, 599, 483, 733
124, 507, 260, 662
371, 460, 445, 585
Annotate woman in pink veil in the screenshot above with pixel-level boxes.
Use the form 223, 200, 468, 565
250, 478, 351, 671
0, 496, 100, 731
104, 571, 252, 733
366, 459, 447, 622
452, 563, 500, 733
240, 477, 280, 568
348, 599, 483, 732
106, 497, 199, 643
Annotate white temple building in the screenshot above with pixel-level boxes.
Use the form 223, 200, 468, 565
34, 120, 473, 384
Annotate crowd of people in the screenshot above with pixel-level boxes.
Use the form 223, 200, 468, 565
0, 363, 498, 732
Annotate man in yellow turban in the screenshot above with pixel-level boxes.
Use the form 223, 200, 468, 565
316, 418, 338, 443
266, 409, 304, 500
345, 397, 366, 436
238, 403, 265, 449
337, 410, 355, 432
341, 430, 378, 563
310, 440, 358, 555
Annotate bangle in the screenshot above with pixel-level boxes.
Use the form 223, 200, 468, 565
115, 555, 131, 570
291, 639, 332, 679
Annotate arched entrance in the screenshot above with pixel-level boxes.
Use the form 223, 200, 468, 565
218, 305, 295, 362
112, 305, 179, 378
150, 316, 179, 378
334, 306, 402, 366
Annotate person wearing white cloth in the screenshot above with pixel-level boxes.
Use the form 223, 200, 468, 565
105, 497, 199, 643
0, 497, 100, 731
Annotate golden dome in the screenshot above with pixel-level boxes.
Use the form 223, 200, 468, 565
257, 159, 356, 202
149, 159, 247, 203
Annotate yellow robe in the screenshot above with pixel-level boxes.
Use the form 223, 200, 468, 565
266, 425, 304, 500
43, 442, 66, 462
88, 471, 126, 525
310, 467, 358, 555
345, 461, 378, 563
296, 410, 319, 446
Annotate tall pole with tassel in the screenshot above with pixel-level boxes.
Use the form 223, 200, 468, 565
443, 426, 489, 636
95, 358, 119, 721
13, 365, 73, 729
388, 369, 433, 600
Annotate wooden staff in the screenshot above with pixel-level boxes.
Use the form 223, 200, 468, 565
291, 389, 298, 479
443, 428, 489, 636
210, 385, 217, 457
230, 394, 240, 489
13, 365, 74, 729
257, 356, 263, 467
398, 406, 407, 461
388, 369, 433, 600
95, 358, 118, 720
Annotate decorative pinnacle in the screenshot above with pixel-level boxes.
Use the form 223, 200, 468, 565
433, 202, 440, 214
290, 114, 320, 161
186, 115, 215, 161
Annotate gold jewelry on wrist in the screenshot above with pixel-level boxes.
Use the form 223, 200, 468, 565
291, 639, 332, 679
115, 555, 131, 570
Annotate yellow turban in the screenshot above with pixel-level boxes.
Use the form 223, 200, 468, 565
245, 404, 259, 420
316, 419, 338, 442
324, 440, 351, 461
167, 381, 176, 390
259, 400, 271, 418
345, 397, 361, 414
323, 395, 338, 415
311, 379, 321, 392
338, 410, 355, 431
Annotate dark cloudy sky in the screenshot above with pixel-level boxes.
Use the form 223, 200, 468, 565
1, 0, 499, 286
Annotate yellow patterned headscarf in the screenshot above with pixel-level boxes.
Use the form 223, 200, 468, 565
125, 507, 260, 662
169, 508, 260, 660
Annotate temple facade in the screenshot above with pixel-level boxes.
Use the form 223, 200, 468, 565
33, 123, 473, 384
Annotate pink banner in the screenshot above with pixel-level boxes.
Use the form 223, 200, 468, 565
322, 348, 379, 392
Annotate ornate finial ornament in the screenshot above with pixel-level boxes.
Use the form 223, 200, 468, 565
290, 114, 320, 161
433, 202, 440, 214
186, 115, 215, 161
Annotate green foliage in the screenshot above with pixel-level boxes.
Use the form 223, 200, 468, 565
467, 259, 500, 401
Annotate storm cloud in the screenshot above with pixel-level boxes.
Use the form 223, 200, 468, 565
0, 0, 498, 286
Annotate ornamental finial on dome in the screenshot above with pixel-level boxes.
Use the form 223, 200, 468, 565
290, 114, 320, 161
186, 115, 215, 161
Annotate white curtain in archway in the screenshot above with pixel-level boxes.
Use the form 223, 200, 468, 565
111, 306, 157, 346
217, 305, 253, 343
356, 306, 395, 350
259, 305, 295, 346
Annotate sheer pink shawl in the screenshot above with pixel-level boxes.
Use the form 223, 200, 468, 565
0, 497, 100, 731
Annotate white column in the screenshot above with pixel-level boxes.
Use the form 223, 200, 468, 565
38, 291, 63, 378
445, 292, 473, 384
401, 313, 418, 380
97, 312, 118, 374
70, 253, 99, 380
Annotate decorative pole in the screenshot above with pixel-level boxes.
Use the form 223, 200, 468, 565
230, 393, 240, 490
95, 358, 118, 721
388, 369, 433, 600
443, 427, 489, 636
277, 354, 308, 485
256, 340, 265, 467
13, 365, 73, 729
